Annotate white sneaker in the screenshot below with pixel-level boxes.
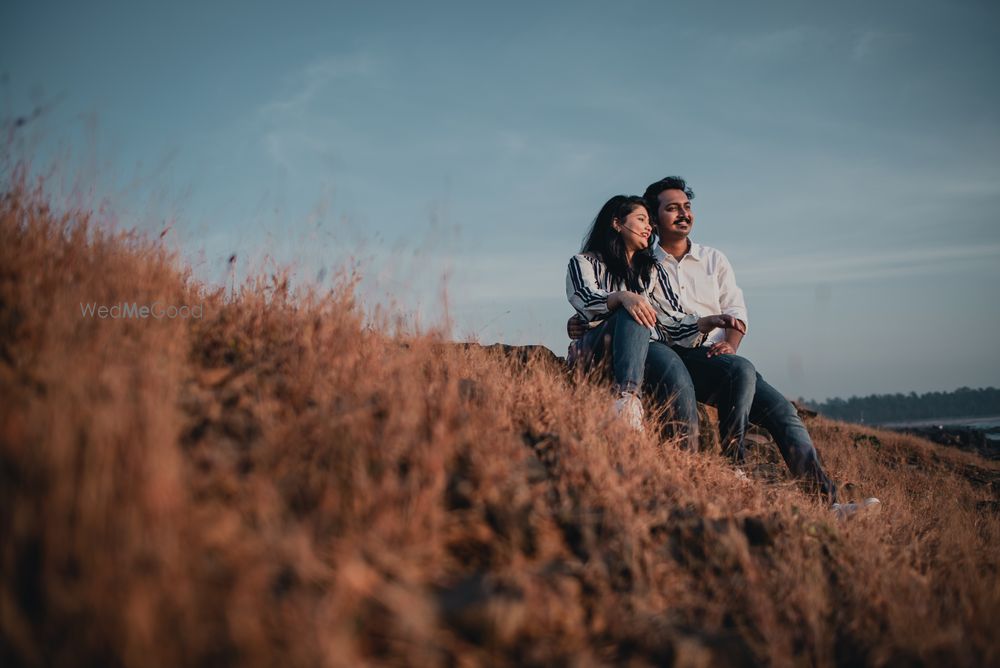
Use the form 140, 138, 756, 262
612, 392, 644, 432
831, 497, 881, 521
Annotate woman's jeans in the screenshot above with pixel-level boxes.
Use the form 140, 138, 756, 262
578, 311, 837, 501
577, 309, 651, 395
577, 311, 699, 446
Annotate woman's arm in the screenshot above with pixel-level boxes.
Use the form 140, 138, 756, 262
566, 255, 657, 327
649, 264, 746, 347
648, 264, 704, 346
566, 254, 612, 323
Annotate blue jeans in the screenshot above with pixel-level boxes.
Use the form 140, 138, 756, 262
577, 313, 837, 500
577, 309, 651, 395
668, 345, 838, 502
577, 312, 701, 446
644, 341, 701, 449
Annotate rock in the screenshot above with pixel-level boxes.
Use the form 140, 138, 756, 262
697, 403, 720, 453
456, 342, 565, 369
792, 400, 818, 419
457, 377, 489, 405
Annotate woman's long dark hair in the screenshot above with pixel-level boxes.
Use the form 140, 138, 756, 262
580, 195, 656, 292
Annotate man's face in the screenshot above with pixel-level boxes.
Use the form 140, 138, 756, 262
655, 189, 694, 240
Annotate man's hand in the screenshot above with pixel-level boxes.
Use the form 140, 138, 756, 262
697, 315, 745, 357
567, 314, 587, 340
609, 291, 657, 328
706, 341, 737, 358
696, 314, 746, 334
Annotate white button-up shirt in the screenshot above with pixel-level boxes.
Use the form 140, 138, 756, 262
651, 241, 748, 347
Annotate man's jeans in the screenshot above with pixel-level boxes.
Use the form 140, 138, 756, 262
663, 345, 838, 502
577, 312, 837, 501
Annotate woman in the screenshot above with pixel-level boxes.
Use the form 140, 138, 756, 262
566, 195, 744, 434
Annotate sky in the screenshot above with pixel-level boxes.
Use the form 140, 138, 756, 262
2, 0, 999, 401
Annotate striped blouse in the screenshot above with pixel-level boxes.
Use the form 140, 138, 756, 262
565, 253, 705, 347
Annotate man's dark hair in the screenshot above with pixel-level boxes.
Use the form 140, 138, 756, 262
643, 176, 695, 216
580, 195, 656, 292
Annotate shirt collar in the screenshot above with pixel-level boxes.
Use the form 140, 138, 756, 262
653, 238, 701, 262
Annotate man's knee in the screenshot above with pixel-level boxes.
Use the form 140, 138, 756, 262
726, 356, 757, 388
647, 366, 697, 419
756, 378, 813, 445
650, 363, 696, 401
764, 385, 802, 423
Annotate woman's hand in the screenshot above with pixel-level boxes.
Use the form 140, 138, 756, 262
696, 314, 747, 334
609, 291, 657, 328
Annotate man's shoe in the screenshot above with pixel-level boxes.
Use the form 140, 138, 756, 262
831, 497, 882, 521
612, 392, 645, 432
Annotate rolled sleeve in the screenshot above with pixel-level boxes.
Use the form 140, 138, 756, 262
715, 252, 748, 330
566, 254, 611, 323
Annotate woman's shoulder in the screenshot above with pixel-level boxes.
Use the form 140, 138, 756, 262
568, 253, 609, 276
570, 251, 603, 263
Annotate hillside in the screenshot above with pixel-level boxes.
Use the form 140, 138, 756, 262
2, 179, 999, 667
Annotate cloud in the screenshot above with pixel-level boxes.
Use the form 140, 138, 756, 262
850, 28, 909, 62
256, 52, 381, 177
260, 53, 379, 119
939, 179, 1000, 197
737, 243, 1000, 287
726, 24, 907, 64
730, 25, 819, 57
851, 29, 878, 61
351, 245, 567, 305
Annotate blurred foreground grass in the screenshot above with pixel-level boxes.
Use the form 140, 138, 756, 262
2, 176, 999, 667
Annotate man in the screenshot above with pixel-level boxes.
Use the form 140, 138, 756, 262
569, 176, 878, 515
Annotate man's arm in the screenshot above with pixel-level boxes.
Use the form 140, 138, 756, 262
707, 251, 748, 357
708, 325, 745, 357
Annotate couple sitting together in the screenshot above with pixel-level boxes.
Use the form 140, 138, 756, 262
564, 176, 878, 517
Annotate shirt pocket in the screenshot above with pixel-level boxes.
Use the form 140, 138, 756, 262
687, 267, 719, 307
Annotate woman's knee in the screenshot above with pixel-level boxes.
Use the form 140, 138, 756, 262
610, 308, 649, 339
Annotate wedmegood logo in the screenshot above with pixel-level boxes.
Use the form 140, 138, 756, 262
79, 302, 204, 319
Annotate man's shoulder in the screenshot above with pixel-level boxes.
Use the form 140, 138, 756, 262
690, 241, 723, 257
690, 242, 734, 266
652, 241, 729, 263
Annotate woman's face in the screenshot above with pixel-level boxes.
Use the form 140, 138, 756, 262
615, 206, 652, 253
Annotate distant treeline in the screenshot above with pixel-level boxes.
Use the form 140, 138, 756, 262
804, 387, 1000, 424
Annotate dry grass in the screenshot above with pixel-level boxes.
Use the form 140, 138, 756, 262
2, 175, 999, 667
